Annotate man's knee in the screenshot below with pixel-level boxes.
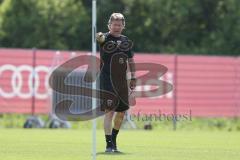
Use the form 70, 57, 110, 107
104, 110, 114, 119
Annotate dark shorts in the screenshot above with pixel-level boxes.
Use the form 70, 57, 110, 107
99, 72, 129, 112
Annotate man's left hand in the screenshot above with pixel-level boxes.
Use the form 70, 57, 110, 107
130, 78, 136, 90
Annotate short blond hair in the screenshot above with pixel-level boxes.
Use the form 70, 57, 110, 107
108, 13, 125, 27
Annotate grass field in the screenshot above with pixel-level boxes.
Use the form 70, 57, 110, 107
0, 129, 240, 160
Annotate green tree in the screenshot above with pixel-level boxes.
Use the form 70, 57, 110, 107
0, 0, 91, 50
0, 0, 239, 55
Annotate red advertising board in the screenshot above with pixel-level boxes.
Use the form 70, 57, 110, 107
0, 48, 239, 117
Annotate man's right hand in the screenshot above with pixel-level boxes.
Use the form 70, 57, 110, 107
96, 32, 105, 44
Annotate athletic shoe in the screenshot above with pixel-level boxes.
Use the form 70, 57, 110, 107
105, 147, 113, 153
112, 147, 121, 153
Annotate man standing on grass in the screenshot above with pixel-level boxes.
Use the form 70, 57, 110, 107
96, 13, 136, 153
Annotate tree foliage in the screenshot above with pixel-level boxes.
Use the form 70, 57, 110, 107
0, 0, 239, 55
0, 0, 90, 50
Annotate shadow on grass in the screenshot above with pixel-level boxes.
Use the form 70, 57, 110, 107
97, 151, 132, 156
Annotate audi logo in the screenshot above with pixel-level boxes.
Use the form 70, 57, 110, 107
0, 64, 50, 99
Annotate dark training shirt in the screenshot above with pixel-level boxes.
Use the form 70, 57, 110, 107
99, 32, 134, 75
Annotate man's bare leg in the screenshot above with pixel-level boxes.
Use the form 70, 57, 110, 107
104, 110, 114, 134
112, 111, 125, 151
104, 110, 114, 151
113, 111, 125, 130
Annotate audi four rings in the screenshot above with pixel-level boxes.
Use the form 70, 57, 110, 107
0, 64, 50, 99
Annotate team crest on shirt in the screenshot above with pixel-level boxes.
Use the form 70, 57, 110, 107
117, 40, 121, 47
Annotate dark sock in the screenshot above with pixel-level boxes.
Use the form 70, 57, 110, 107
105, 135, 112, 148
111, 128, 119, 148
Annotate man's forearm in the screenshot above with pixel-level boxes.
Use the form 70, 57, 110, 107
128, 58, 136, 79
